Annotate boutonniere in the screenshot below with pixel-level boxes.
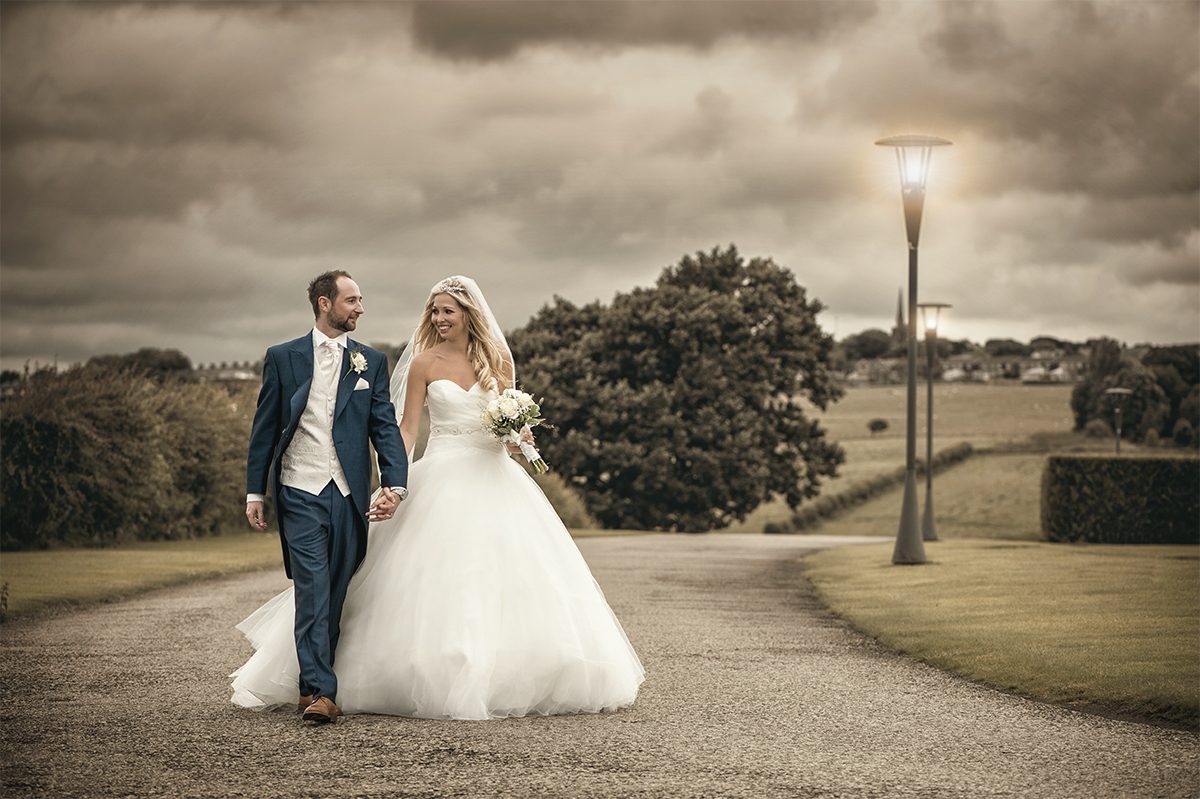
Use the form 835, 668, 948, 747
348, 347, 368, 375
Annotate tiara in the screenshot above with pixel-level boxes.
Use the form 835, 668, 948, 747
431, 277, 468, 295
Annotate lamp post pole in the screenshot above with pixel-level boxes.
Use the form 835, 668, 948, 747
1104, 388, 1133, 455
876, 135, 951, 565
918, 302, 951, 542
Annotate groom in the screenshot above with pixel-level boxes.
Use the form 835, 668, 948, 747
245, 270, 408, 725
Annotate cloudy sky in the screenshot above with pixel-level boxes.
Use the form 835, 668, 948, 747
2, 0, 1197, 370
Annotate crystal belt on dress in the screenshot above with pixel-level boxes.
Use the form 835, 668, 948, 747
425, 424, 502, 455
428, 424, 488, 438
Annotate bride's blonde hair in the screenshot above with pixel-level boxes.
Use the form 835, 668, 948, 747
415, 277, 512, 392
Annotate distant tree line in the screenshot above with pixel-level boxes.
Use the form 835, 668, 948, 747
832, 330, 1083, 369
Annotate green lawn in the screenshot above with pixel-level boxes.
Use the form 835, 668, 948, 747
806, 539, 1200, 726
728, 383, 1131, 534
0, 527, 646, 620
805, 382, 1076, 446
0, 532, 283, 618
726, 436, 973, 533
816, 452, 1047, 540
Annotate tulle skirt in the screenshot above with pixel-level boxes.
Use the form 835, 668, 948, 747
230, 433, 644, 719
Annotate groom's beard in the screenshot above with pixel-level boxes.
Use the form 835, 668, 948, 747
330, 312, 358, 333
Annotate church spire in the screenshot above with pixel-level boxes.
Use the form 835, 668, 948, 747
892, 288, 907, 343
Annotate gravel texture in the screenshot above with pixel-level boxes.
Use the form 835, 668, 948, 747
1, 533, 1197, 798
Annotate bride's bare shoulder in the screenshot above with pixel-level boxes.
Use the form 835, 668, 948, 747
408, 350, 436, 378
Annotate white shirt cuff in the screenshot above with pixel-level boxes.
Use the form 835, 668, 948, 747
246, 493, 265, 504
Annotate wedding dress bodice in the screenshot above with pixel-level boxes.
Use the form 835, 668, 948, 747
424, 380, 501, 455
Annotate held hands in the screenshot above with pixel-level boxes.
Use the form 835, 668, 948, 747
246, 501, 268, 531
367, 487, 403, 523
248, 490, 404, 528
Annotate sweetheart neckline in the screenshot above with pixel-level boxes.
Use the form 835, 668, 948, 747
429, 378, 480, 393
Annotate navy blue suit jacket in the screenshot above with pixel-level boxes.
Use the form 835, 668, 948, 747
246, 333, 408, 578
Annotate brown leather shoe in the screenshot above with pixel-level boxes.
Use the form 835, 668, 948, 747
298, 694, 315, 712
302, 696, 342, 724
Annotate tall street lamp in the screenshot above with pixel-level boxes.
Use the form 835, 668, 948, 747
918, 302, 951, 542
1104, 387, 1133, 454
876, 134, 952, 565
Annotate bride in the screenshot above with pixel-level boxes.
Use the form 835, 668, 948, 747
230, 276, 645, 720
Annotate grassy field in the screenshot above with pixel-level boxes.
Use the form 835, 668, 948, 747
807, 382, 1076, 446
0, 527, 649, 620
727, 382, 1079, 533
790, 383, 1200, 727
0, 532, 282, 619
806, 539, 1200, 727
821, 452, 1047, 540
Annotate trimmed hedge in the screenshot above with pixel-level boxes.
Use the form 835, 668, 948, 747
1041, 454, 1200, 544
766, 442, 975, 533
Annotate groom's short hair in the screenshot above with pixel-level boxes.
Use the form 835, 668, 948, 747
308, 270, 353, 317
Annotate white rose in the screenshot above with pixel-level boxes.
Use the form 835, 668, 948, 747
498, 397, 520, 419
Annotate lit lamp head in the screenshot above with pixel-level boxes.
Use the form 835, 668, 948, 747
876, 134, 952, 247
917, 302, 952, 339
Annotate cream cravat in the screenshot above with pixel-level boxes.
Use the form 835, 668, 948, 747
320, 339, 340, 392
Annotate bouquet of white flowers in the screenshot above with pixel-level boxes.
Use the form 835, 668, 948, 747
481, 388, 549, 474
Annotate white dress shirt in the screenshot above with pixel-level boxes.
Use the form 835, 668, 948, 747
246, 328, 348, 502
280, 328, 352, 498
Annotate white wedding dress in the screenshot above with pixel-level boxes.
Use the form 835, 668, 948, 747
230, 379, 645, 719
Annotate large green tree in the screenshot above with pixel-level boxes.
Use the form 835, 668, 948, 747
508, 245, 844, 531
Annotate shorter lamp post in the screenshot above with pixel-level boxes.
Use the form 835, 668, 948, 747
917, 302, 951, 542
1104, 387, 1133, 454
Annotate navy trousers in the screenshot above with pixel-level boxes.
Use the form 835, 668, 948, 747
279, 482, 360, 702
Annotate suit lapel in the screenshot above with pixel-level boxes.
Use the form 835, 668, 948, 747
288, 336, 314, 423
333, 338, 359, 422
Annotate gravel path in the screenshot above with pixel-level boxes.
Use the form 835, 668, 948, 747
1, 533, 1196, 798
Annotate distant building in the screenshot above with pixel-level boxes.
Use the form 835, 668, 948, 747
841, 338, 1090, 386
943, 348, 1086, 383
195, 362, 260, 388
844, 358, 906, 385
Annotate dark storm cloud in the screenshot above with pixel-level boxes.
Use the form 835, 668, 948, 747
1, 3, 297, 150
794, 0, 1200, 314
0, 1, 420, 281
410, 0, 878, 61
809, 1, 1199, 199
925, 1, 1015, 72
1, 0, 1197, 369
